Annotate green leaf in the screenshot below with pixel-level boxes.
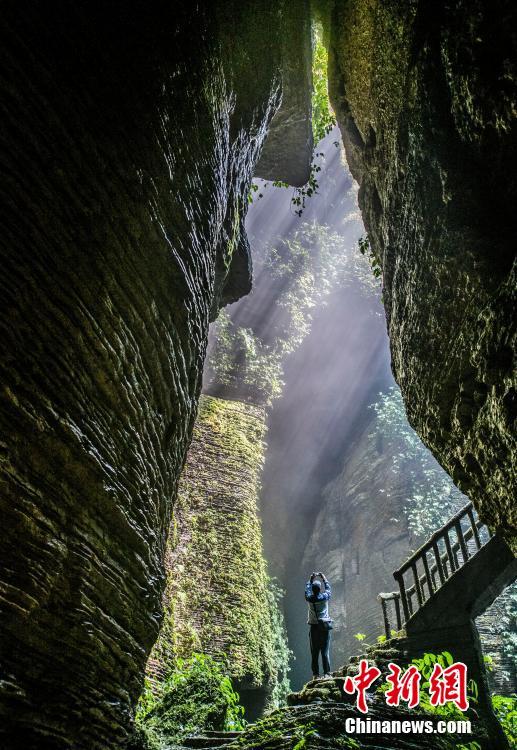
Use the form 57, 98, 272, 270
442, 651, 454, 666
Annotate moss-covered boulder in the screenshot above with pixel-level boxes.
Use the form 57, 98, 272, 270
216, 701, 466, 749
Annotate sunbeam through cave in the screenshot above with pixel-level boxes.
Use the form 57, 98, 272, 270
202, 130, 517, 695
1, 4, 516, 749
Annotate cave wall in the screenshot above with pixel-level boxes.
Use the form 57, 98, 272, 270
146, 395, 288, 719
329, 0, 517, 552
0, 3, 311, 748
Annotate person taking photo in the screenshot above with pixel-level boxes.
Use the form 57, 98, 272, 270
304, 571, 333, 679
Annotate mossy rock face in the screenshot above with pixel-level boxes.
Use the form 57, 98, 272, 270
221, 701, 472, 749
148, 396, 290, 712
329, 0, 517, 551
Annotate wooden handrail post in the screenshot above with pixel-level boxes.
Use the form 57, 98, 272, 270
467, 507, 482, 550
394, 594, 402, 630
432, 539, 447, 584
394, 572, 410, 623
422, 551, 434, 597
411, 561, 424, 607
455, 520, 470, 564
444, 530, 457, 573
380, 597, 390, 638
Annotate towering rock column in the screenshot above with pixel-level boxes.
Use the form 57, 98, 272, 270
147, 396, 286, 720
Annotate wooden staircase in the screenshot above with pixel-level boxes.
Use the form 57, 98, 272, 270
377, 501, 517, 636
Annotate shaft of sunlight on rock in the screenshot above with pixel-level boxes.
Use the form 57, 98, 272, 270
203, 128, 517, 695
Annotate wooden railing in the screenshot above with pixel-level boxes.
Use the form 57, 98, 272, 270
378, 502, 491, 637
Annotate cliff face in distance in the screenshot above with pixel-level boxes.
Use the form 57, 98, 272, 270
302, 411, 418, 668
329, 0, 517, 552
0, 3, 311, 748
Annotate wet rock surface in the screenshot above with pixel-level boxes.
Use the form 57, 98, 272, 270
329, 0, 517, 551
0, 3, 311, 748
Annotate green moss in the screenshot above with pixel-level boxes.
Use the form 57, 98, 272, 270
332, 0, 418, 147
312, 22, 336, 144
135, 653, 245, 748
147, 395, 291, 704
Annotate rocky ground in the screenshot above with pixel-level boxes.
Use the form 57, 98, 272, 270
174, 687, 477, 750
171, 640, 494, 750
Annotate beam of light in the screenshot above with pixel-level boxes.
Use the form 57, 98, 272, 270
202, 127, 509, 695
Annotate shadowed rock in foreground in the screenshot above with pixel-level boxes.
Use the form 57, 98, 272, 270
0, 3, 311, 748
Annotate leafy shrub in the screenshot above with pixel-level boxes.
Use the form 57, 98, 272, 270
409, 651, 479, 721
376, 651, 483, 750
312, 23, 336, 145
491, 695, 517, 746
398, 652, 516, 749
358, 234, 382, 280
135, 653, 245, 747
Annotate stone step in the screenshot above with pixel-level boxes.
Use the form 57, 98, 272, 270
181, 730, 242, 748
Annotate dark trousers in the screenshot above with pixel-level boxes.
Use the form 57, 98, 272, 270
309, 623, 331, 676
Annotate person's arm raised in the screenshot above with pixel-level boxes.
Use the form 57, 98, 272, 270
318, 572, 331, 597
305, 574, 315, 601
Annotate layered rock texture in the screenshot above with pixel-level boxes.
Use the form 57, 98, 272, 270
2, 1, 516, 747
147, 395, 289, 718
0, 3, 311, 748
329, 0, 517, 551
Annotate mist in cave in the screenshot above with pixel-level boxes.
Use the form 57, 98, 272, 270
203, 129, 517, 695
